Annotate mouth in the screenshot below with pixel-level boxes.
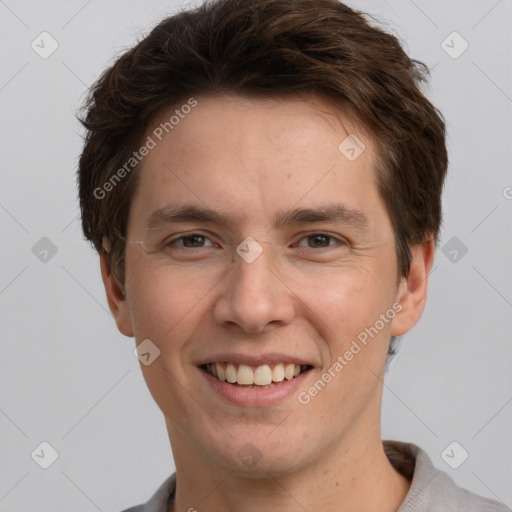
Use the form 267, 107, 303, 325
200, 362, 313, 389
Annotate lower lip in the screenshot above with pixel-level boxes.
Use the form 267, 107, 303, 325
199, 367, 313, 407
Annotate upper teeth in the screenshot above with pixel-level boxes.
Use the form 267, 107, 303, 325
206, 362, 305, 386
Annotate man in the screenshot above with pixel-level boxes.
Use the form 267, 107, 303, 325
77, 0, 509, 510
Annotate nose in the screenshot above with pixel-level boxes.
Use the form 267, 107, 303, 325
212, 242, 296, 333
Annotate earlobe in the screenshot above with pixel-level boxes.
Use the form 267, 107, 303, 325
99, 252, 134, 338
390, 237, 435, 337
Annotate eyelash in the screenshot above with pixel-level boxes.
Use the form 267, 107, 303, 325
165, 232, 347, 250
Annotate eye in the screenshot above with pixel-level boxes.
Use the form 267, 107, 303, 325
293, 232, 346, 249
161, 231, 345, 251
166, 233, 216, 248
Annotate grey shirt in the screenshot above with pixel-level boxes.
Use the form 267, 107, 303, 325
122, 440, 510, 511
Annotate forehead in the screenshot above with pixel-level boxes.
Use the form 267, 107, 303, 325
128, 94, 384, 234
149, 93, 373, 160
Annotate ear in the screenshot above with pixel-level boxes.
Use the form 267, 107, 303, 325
100, 252, 134, 337
390, 237, 435, 337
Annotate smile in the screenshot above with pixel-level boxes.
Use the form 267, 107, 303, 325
202, 362, 312, 388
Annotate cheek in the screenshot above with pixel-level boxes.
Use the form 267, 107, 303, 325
294, 268, 393, 428
124, 255, 220, 343
295, 262, 392, 347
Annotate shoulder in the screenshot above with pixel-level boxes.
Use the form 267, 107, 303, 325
384, 440, 510, 512
119, 473, 176, 512
422, 468, 509, 511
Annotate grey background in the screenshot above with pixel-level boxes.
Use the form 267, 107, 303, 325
0, 0, 511, 510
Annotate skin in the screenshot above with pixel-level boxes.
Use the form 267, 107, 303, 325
101, 94, 434, 512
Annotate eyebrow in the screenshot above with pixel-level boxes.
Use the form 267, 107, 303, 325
145, 202, 370, 233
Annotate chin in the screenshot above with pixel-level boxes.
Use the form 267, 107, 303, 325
202, 429, 313, 478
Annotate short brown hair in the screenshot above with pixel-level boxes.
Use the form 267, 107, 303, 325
77, 0, 448, 356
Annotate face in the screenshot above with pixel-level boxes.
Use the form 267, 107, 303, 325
102, 94, 432, 476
